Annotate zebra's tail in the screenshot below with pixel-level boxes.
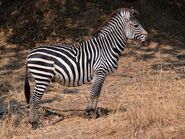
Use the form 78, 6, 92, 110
24, 62, 30, 104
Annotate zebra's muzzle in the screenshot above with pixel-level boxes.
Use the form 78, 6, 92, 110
142, 33, 152, 47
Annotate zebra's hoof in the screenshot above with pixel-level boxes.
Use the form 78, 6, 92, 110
84, 107, 109, 119
95, 107, 109, 118
30, 121, 42, 130
84, 108, 96, 119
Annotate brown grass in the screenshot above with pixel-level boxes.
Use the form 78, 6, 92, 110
0, 1, 185, 138
1, 57, 185, 139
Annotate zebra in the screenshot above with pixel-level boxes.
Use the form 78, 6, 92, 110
24, 8, 148, 129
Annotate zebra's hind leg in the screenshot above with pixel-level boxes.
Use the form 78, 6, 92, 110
29, 83, 49, 129
86, 73, 106, 118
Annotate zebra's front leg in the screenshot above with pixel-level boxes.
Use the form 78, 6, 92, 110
29, 87, 45, 129
86, 74, 106, 118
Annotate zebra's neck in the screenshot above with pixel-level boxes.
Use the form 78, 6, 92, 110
95, 30, 127, 56
94, 12, 128, 56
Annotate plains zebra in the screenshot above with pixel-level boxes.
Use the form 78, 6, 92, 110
24, 8, 148, 129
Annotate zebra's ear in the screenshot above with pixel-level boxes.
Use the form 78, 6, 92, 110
120, 9, 130, 20
130, 8, 139, 16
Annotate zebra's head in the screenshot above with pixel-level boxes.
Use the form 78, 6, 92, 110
121, 8, 148, 43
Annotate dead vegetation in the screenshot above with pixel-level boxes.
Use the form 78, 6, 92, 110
0, 0, 185, 139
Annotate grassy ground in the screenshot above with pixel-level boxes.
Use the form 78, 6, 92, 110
1, 43, 185, 139
0, 0, 185, 139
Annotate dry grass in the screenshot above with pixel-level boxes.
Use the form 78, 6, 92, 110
101, 70, 185, 139
0, 1, 185, 138
1, 34, 185, 139
1, 37, 185, 139
0, 59, 185, 139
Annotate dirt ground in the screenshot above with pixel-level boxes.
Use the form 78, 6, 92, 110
1, 40, 185, 139
0, 1, 185, 139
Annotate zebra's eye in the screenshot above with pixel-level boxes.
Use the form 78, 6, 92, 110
134, 24, 139, 28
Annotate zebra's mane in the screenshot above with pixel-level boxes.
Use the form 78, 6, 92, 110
93, 9, 121, 37
93, 8, 138, 37
93, 8, 128, 37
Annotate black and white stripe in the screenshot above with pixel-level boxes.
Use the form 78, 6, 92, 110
24, 8, 148, 129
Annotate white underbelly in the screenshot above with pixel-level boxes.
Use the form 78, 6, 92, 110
53, 73, 93, 87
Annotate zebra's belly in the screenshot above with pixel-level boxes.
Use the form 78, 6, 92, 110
53, 73, 93, 87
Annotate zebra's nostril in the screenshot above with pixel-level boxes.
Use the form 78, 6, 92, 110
145, 34, 152, 41
143, 31, 148, 38
143, 33, 149, 41
145, 34, 148, 40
